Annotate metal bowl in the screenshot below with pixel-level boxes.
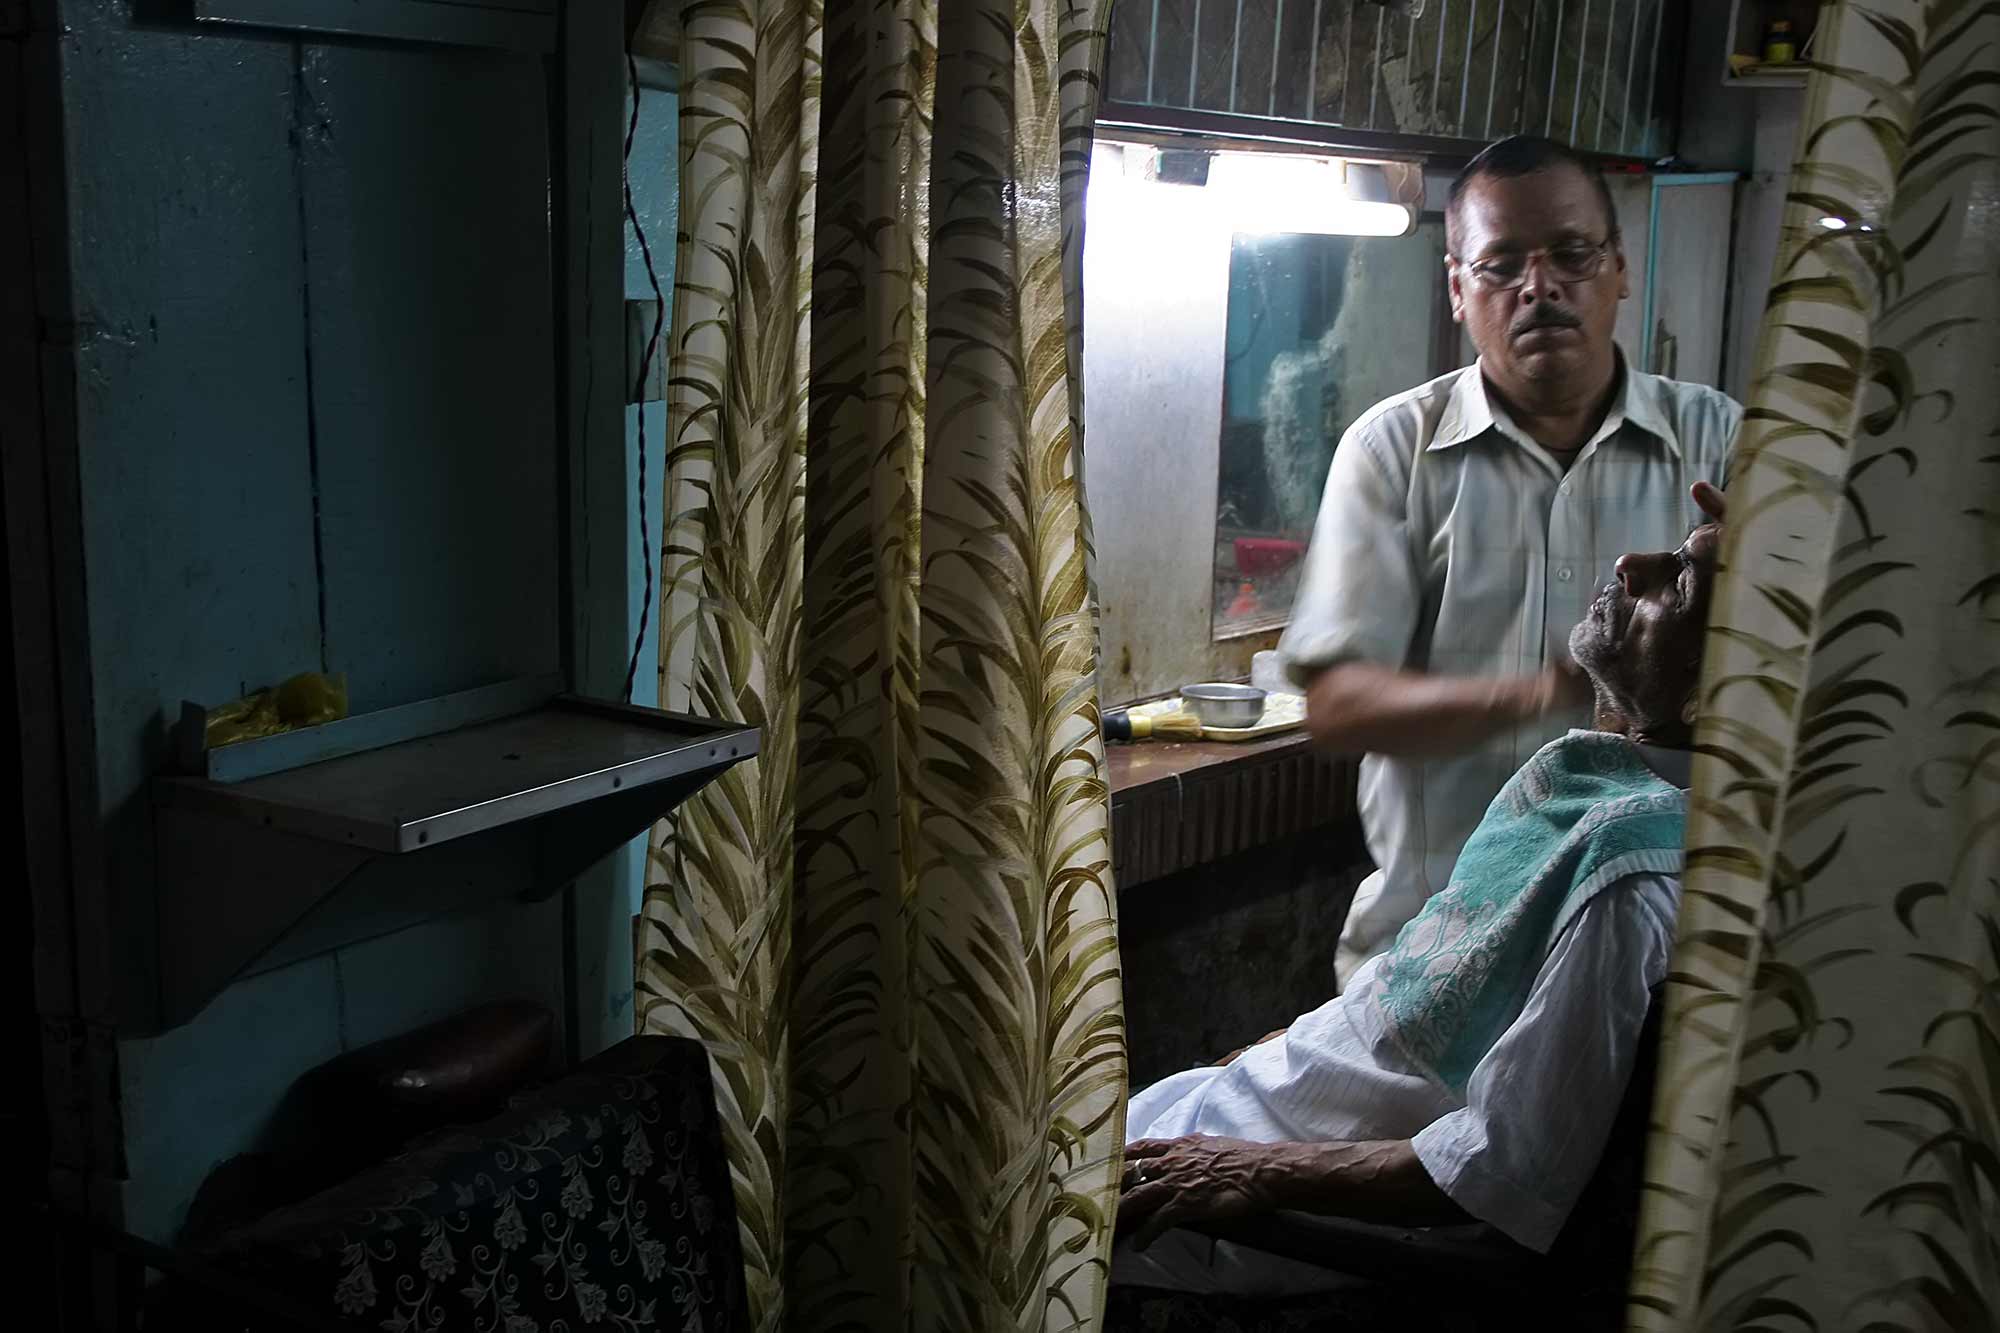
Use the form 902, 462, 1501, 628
1179, 682, 1267, 729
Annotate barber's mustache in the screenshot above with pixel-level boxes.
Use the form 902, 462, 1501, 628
1511, 306, 1582, 337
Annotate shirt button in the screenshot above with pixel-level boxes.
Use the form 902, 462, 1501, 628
1557, 566, 1574, 582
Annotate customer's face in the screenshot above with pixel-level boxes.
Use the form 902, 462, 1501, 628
1449, 167, 1627, 390
1570, 523, 1721, 734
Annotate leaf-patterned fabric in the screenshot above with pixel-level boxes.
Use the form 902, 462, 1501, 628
1632, 2, 2000, 1325
635, 2, 1126, 1330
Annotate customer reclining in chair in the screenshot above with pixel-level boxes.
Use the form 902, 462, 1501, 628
1114, 504, 1723, 1296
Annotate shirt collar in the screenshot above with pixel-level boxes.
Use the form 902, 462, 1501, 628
1429, 363, 1498, 451
1619, 359, 1682, 456
1429, 353, 1683, 458
1568, 728, 1694, 789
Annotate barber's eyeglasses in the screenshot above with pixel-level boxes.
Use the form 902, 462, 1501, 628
1454, 240, 1612, 290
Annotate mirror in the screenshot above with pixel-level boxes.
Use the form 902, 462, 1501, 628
1212, 221, 1447, 637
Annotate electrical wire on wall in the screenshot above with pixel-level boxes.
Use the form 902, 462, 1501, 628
623, 52, 667, 704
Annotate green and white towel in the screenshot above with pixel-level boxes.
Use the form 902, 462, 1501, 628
1376, 731, 1687, 1095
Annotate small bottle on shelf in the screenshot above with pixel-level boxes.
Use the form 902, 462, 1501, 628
1763, 17, 1797, 66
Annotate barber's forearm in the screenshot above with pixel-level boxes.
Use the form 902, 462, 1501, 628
1304, 661, 1543, 757
1266, 1139, 1468, 1226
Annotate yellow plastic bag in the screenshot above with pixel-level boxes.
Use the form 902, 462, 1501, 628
204, 672, 349, 749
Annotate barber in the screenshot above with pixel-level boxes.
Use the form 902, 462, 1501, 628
1279, 135, 1740, 985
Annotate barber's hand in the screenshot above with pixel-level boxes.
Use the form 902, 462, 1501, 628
1692, 480, 1726, 523
1523, 656, 1591, 718
1212, 1028, 1287, 1067
1119, 1135, 1291, 1248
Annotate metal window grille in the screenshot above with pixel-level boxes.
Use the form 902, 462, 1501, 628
1104, 0, 1681, 159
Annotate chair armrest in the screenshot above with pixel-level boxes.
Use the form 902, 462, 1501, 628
1192, 1210, 1543, 1291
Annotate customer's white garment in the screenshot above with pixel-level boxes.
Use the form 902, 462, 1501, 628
1276, 360, 1737, 983
1114, 742, 1689, 1295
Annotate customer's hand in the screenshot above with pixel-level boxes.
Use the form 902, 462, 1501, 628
1212, 1028, 1287, 1067
1119, 1135, 1290, 1247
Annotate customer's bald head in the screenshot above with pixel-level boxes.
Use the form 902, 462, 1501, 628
1569, 523, 1721, 745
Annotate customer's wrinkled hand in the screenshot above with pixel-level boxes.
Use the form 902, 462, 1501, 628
1118, 1134, 1290, 1248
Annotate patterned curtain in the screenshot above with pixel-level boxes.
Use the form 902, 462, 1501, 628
635, 3, 1126, 1330
1633, 2, 2000, 1326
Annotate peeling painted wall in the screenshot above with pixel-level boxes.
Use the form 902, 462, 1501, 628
34, 0, 629, 1244
1082, 164, 1237, 703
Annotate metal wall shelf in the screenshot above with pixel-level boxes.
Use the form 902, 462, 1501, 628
159, 696, 753, 853
148, 692, 757, 1033
186, 0, 558, 53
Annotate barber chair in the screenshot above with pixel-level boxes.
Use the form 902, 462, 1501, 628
118, 1003, 750, 1332
1105, 988, 1666, 1333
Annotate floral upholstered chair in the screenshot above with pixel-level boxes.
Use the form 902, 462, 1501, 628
194, 1035, 746, 1332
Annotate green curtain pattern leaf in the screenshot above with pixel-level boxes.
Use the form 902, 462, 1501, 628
637, 2, 1124, 1330
1632, 2, 2000, 1326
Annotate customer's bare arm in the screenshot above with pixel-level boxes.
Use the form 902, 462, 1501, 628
1118, 1135, 1467, 1247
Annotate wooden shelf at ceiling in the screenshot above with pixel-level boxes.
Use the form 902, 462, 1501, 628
1723, 0, 1820, 89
